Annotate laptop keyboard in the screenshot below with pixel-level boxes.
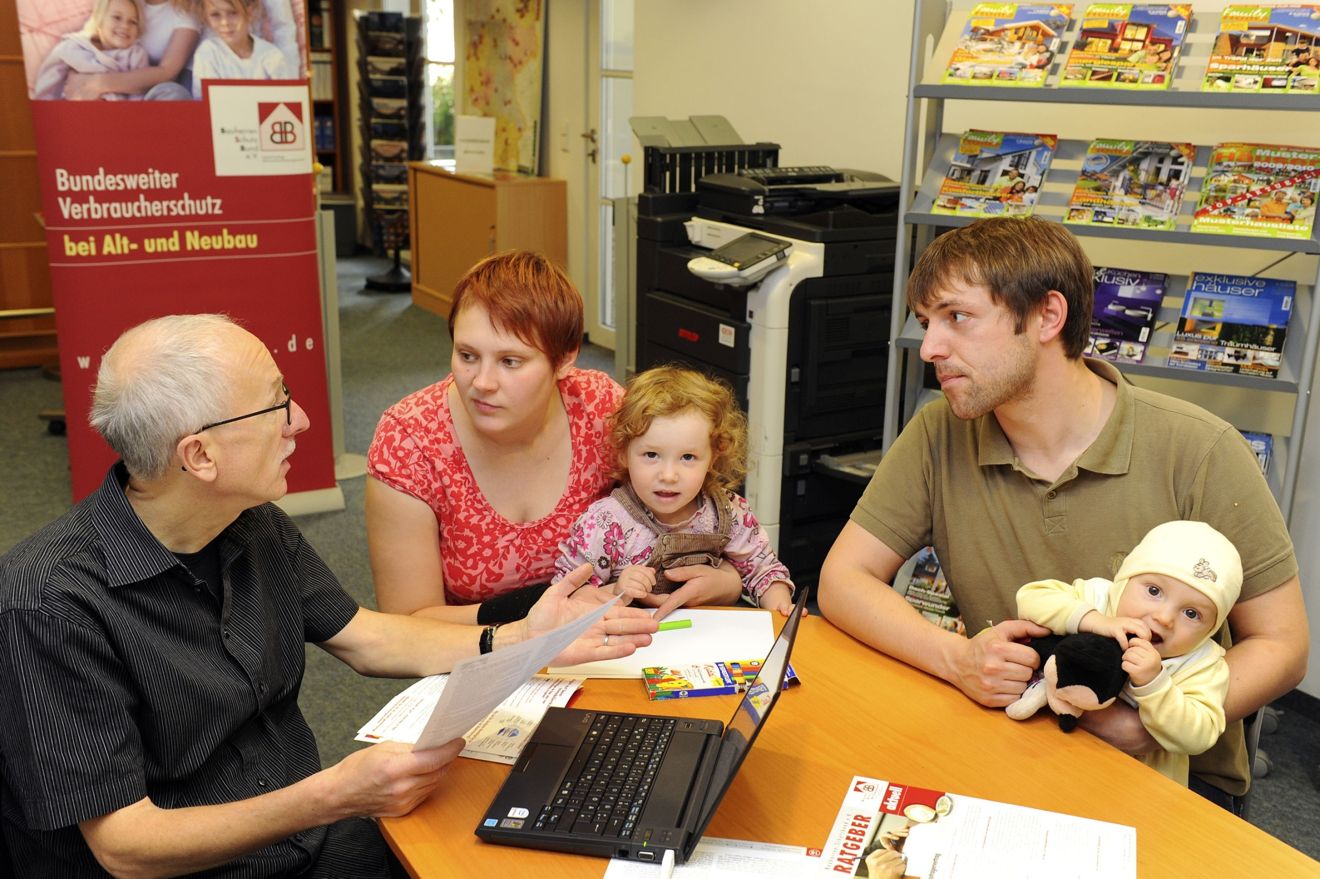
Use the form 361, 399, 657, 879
533, 713, 676, 838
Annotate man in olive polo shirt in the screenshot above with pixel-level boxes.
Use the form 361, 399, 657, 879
818, 217, 1308, 807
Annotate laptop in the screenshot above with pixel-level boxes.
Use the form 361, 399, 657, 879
475, 587, 808, 866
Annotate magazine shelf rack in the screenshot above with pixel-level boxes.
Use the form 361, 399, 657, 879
889, 1, 1320, 521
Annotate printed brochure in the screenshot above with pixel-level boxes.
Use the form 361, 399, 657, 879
642, 660, 800, 700
943, 4, 1073, 87
1060, 4, 1192, 89
1065, 139, 1195, 230
932, 130, 1057, 218
1087, 266, 1167, 363
1168, 272, 1294, 378
819, 775, 1135, 877
1240, 430, 1274, 475
1191, 142, 1320, 240
893, 547, 965, 636
1203, 5, 1320, 95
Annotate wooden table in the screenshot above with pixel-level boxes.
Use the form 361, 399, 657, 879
381, 615, 1318, 876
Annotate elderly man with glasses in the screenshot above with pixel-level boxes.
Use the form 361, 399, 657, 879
0, 313, 657, 878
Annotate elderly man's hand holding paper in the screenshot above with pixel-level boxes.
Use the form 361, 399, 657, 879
409, 567, 658, 750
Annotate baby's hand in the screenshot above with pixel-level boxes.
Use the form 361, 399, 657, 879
1122, 638, 1163, 687
758, 582, 799, 617
611, 565, 657, 604
1080, 611, 1150, 649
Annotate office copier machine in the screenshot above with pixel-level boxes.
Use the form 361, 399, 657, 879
635, 166, 900, 589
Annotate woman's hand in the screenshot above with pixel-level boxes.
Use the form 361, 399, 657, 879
641, 560, 743, 621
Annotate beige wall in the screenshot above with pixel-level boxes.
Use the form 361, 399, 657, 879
621, 0, 1319, 696
632, 0, 906, 179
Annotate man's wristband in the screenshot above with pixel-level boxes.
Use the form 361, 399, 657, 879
479, 623, 502, 655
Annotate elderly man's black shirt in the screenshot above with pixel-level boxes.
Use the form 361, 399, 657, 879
0, 464, 385, 877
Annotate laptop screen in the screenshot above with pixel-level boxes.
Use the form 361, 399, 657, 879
687, 587, 808, 848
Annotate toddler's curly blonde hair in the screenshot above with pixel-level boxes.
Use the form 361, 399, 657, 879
609, 365, 748, 495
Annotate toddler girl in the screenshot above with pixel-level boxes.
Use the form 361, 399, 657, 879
33, 0, 150, 101
556, 366, 796, 615
191, 0, 294, 99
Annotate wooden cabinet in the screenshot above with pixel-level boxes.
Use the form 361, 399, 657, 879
407, 163, 567, 317
0, 0, 56, 369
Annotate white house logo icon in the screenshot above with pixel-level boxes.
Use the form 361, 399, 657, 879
258, 102, 304, 152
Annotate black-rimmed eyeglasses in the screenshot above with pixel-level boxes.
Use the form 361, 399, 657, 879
198, 385, 292, 432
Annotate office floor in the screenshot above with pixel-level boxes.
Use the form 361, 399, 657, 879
1, 255, 1317, 863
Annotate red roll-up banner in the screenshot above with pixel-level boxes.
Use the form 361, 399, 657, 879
17, 1, 335, 501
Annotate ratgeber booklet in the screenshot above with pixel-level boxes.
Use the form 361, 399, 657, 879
820, 775, 1135, 878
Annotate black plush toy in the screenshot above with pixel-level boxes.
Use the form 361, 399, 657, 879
1005, 633, 1129, 732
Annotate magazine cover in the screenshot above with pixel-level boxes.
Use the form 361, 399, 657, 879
1191, 142, 1320, 240
932, 130, 1058, 217
1061, 4, 1193, 89
942, 4, 1073, 87
1065, 139, 1195, 229
1168, 272, 1294, 377
820, 776, 1136, 878
1087, 266, 1168, 363
642, 660, 800, 700
1203, 5, 1320, 94
893, 547, 965, 635
1240, 430, 1274, 475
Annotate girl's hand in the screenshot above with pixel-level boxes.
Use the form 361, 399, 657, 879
643, 560, 743, 621
64, 72, 105, 101
611, 565, 657, 603
758, 582, 800, 617
1122, 638, 1163, 688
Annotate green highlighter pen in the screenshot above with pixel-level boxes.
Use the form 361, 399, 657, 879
657, 619, 693, 632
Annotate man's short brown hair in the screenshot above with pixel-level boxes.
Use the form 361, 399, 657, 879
906, 217, 1093, 358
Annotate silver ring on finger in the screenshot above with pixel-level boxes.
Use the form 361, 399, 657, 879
603, 634, 611, 647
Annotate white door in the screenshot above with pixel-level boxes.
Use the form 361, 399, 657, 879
583, 0, 634, 351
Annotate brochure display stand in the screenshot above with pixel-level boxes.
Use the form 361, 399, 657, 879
889, 1, 1320, 522
356, 11, 424, 291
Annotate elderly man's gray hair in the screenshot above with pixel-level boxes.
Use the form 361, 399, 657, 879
89, 313, 242, 480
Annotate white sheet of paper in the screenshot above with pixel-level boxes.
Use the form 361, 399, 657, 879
901, 793, 1136, 879
602, 837, 819, 877
355, 675, 583, 763
455, 114, 496, 174
412, 596, 617, 750
548, 609, 774, 679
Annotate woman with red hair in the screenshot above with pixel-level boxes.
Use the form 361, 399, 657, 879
366, 250, 740, 624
